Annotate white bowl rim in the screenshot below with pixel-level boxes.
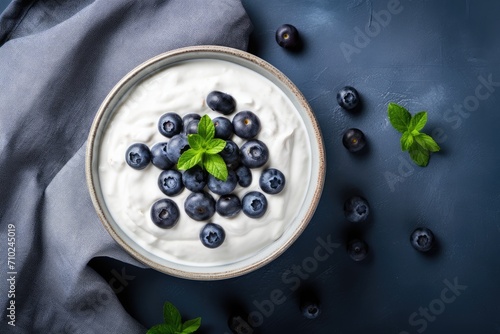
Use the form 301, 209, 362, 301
86, 45, 326, 280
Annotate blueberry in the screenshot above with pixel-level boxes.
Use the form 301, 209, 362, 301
158, 169, 184, 196
200, 222, 225, 248
150, 198, 179, 229
337, 86, 360, 110
219, 140, 240, 165
216, 194, 242, 218
275, 24, 301, 50
235, 165, 252, 187
300, 301, 321, 320
410, 227, 435, 252
232, 111, 261, 139
182, 165, 207, 192
259, 168, 285, 194
342, 128, 366, 153
208, 170, 238, 195
240, 140, 269, 168
185, 119, 199, 135
347, 239, 369, 261
125, 143, 151, 170
344, 196, 370, 223
213, 116, 234, 140
166, 134, 189, 163
184, 191, 216, 221
206, 91, 236, 115
242, 191, 267, 218
150, 142, 175, 170
182, 113, 201, 134
158, 112, 183, 138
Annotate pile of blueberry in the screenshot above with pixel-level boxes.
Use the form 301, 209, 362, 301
125, 91, 286, 249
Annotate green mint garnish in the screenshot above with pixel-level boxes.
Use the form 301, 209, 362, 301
177, 114, 228, 181
147, 301, 201, 334
387, 102, 440, 167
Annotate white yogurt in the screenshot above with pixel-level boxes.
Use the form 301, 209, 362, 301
98, 59, 311, 267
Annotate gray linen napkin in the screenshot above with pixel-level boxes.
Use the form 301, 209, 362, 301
0, 0, 252, 332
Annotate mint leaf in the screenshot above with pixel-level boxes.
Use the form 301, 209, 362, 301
205, 138, 226, 154
400, 131, 414, 151
177, 149, 203, 171
147, 323, 178, 334
178, 114, 228, 180
187, 134, 205, 151
388, 102, 411, 133
181, 318, 202, 334
163, 302, 182, 331
388, 103, 440, 167
148, 301, 201, 334
204, 153, 228, 181
409, 111, 427, 132
198, 114, 214, 140
409, 142, 430, 167
415, 133, 440, 152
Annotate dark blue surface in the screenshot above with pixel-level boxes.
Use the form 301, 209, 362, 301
90, 1, 500, 333
0, 0, 8, 14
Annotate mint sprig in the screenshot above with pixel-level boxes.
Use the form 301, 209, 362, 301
387, 103, 440, 167
147, 302, 201, 334
177, 115, 228, 181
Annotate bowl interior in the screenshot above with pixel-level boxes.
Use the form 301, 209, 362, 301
86, 46, 325, 280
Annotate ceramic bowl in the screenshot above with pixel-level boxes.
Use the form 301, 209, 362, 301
86, 45, 325, 280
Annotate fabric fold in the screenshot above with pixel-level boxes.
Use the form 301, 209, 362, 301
0, 0, 252, 332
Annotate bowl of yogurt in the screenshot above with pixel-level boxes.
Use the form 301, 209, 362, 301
86, 45, 325, 280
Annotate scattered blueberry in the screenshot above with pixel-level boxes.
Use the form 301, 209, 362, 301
185, 119, 199, 135
235, 165, 252, 187
208, 170, 238, 195
166, 134, 189, 163
342, 128, 366, 153
150, 142, 175, 170
158, 169, 184, 196
232, 111, 261, 139
182, 165, 207, 192
347, 239, 369, 261
219, 140, 240, 165
213, 116, 234, 140
125, 143, 151, 170
242, 191, 268, 218
337, 86, 360, 110
206, 91, 236, 115
200, 222, 225, 248
150, 198, 180, 229
275, 23, 301, 50
182, 113, 201, 134
240, 140, 269, 168
259, 168, 285, 194
410, 227, 435, 252
158, 112, 183, 138
216, 194, 242, 218
300, 301, 321, 320
184, 191, 216, 221
344, 196, 370, 223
